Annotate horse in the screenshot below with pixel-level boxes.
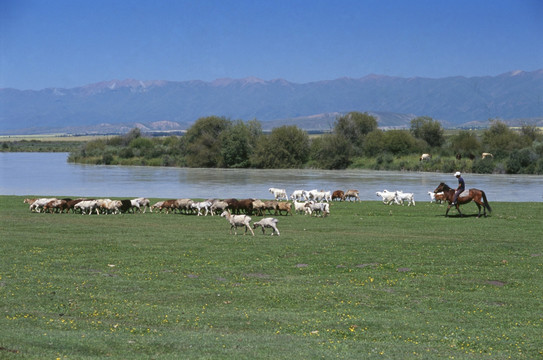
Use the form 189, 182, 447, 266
434, 183, 492, 218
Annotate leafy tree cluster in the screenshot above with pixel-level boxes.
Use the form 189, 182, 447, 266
68, 117, 310, 169
68, 114, 543, 174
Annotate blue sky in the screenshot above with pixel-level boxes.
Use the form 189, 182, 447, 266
1, 0, 541, 90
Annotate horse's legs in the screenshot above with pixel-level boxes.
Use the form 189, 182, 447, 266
448, 203, 462, 217
475, 202, 482, 218
473, 199, 487, 217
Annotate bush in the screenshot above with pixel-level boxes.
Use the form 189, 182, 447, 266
309, 134, 352, 169
102, 152, 114, 165
441, 159, 457, 174
472, 158, 495, 174
382, 130, 420, 155
506, 148, 538, 174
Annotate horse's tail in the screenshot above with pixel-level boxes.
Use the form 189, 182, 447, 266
481, 190, 492, 213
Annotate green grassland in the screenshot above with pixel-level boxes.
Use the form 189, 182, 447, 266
1, 196, 542, 359
0, 135, 106, 153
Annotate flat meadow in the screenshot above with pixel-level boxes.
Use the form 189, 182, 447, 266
0, 196, 542, 359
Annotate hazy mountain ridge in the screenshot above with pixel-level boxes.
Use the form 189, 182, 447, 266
1, 70, 541, 134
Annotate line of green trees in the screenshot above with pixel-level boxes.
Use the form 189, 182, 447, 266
68, 113, 543, 174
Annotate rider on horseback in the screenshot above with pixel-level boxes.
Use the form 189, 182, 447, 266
452, 171, 465, 205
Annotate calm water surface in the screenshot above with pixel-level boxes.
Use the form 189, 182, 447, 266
1, 153, 542, 202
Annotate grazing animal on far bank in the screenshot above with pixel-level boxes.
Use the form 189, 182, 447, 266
482, 152, 494, 159
420, 153, 432, 161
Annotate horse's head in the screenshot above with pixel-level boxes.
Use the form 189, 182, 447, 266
434, 183, 450, 193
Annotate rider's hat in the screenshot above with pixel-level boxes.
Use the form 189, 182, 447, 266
454, 171, 461, 177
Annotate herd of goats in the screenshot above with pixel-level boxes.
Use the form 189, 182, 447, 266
22, 187, 442, 236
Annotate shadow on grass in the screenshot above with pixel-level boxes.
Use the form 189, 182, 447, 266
435, 213, 489, 218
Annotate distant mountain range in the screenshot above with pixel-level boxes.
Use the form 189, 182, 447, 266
1, 70, 542, 135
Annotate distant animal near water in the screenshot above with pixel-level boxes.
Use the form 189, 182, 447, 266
420, 153, 432, 161
482, 152, 493, 159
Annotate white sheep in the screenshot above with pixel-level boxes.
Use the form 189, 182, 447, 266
253, 217, 280, 236
220, 210, 255, 236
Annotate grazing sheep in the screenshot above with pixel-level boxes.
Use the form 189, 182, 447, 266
150, 201, 164, 213
275, 201, 292, 216
332, 190, 345, 201
304, 201, 330, 217
175, 199, 194, 214
132, 197, 150, 213
253, 218, 280, 236
211, 200, 229, 215
344, 189, 360, 202
220, 210, 255, 236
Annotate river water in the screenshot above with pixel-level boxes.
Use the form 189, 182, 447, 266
1, 152, 542, 202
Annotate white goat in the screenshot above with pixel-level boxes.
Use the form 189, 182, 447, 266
74, 200, 100, 215
306, 189, 330, 202
376, 190, 397, 205
293, 200, 308, 214
395, 191, 415, 206
290, 189, 306, 201
132, 197, 150, 213
191, 200, 212, 216
269, 187, 288, 201
220, 210, 255, 236
253, 218, 280, 236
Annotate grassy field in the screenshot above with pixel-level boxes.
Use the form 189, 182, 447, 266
0, 135, 108, 153
1, 196, 542, 359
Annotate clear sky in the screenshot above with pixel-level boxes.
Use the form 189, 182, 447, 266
1, 0, 541, 90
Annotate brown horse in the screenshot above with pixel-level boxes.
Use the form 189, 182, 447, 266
434, 183, 492, 218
